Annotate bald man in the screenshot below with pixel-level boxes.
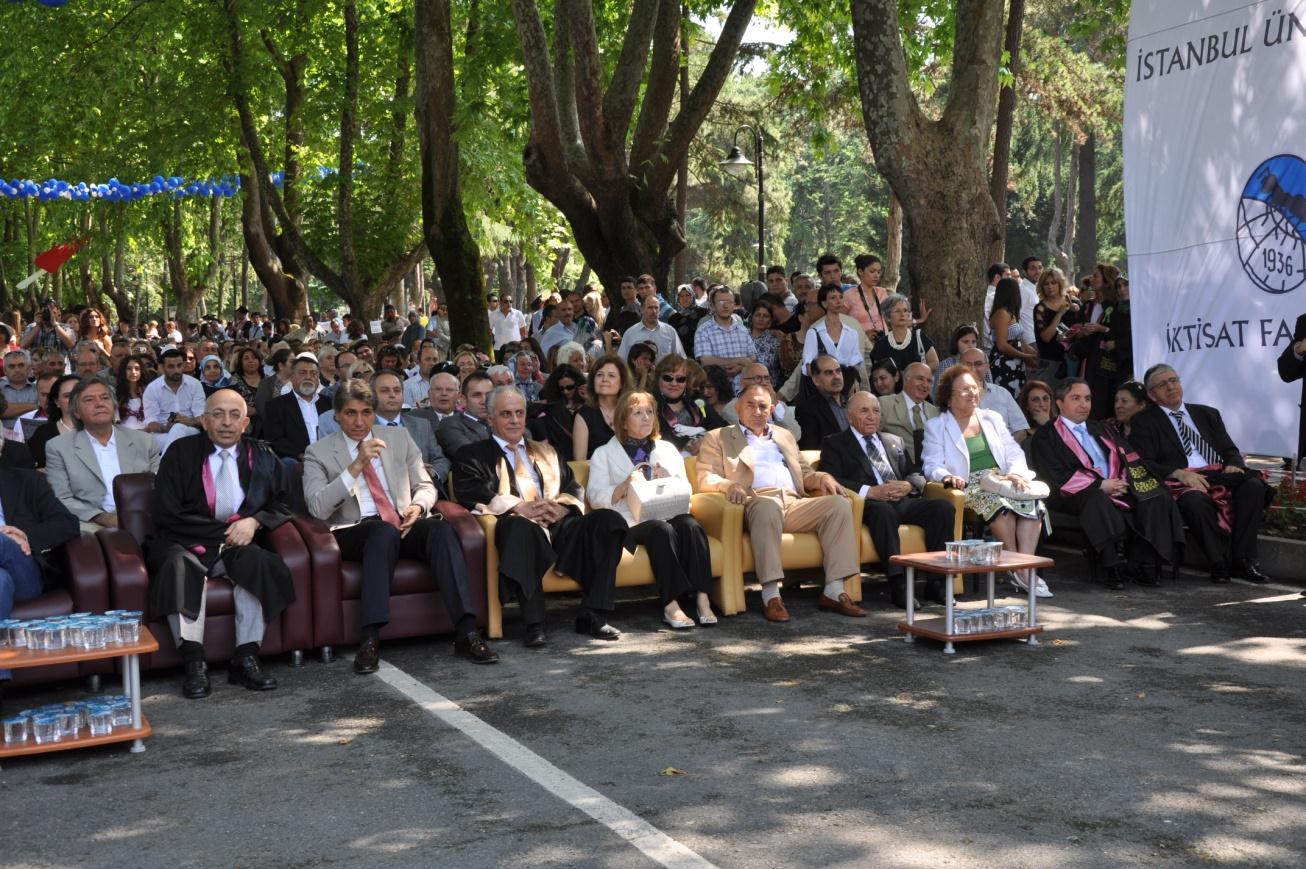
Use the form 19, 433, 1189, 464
878, 361, 939, 463
719, 363, 802, 441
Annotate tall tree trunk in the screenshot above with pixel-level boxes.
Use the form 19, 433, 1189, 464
884, 191, 903, 290
988, 0, 1025, 254
1075, 130, 1098, 274
510, 0, 756, 298
415, 0, 489, 349
239, 162, 309, 320
673, 7, 690, 287
852, 0, 1006, 340
1047, 130, 1078, 278
96, 210, 133, 321
79, 210, 97, 307
163, 200, 203, 323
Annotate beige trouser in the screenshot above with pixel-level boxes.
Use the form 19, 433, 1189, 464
744, 489, 859, 584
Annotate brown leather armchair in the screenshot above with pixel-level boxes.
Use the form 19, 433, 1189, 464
98, 473, 314, 670
8, 533, 114, 687
284, 461, 488, 659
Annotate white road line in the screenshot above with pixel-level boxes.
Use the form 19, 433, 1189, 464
376, 661, 717, 869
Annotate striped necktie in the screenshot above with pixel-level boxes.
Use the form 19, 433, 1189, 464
1170, 411, 1220, 466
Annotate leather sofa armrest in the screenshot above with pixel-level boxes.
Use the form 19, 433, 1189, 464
65, 531, 111, 615
432, 501, 488, 632
289, 515, 344, 649
266, 521, 314, 652
924, 482, 966, 540
689, 492, 742, 544
97, 528, 150, 613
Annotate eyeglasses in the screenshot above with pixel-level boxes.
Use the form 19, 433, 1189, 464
558, 382, 577, 391
660, 374, 687, 384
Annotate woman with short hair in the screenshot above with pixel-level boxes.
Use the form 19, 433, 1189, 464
870, 292, 938, 374
651, 354, 726, 455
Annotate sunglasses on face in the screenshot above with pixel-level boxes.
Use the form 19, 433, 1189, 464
660, 374, 687, 384
559, 382, 577, 391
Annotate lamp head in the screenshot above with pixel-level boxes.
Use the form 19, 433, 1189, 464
721, 145, 754, 178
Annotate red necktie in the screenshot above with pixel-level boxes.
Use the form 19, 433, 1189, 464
361, 460, 402, 529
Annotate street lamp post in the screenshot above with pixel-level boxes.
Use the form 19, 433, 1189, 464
721, 124, 765, 283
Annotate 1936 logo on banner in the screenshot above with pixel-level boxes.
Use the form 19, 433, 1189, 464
1237, 154, 1306, 295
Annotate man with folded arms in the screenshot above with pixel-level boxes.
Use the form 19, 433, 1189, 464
697, 383, 864, 622
303, 380, 495, 669
44, 377, 160, 533
145, 389, 297, 699
820, 391, 955, 609
1030, 378, 1184, 590
453, 387, 630, 647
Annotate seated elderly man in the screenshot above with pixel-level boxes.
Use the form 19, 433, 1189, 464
264, 352, 332, 460
1030, 378, 1183, 590
144, 389, 297, 699
453, 386, 630, 646
878, 361, 940, 464
719, 363, 802, 441
44, 377, 160, 533
819, 391, 955, 609
697, 383, 864, 622
1, 349, 38, 431
408, 371, 460, 429
1129, 364, 1275, 583
486, 365, 514, 390
304, 380, 493, 669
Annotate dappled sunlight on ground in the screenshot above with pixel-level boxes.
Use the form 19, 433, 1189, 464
1179, 637, 1306, 666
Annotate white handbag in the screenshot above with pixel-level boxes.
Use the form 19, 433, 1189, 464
979, 470, 1050, 501
626, 465, 692, 524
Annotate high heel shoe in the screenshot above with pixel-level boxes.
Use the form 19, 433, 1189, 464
575, 614, 621, 640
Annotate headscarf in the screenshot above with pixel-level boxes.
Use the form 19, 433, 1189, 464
198, 354, 232, 388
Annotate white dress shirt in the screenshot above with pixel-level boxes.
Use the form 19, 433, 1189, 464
336, 434, 394, 518
89, 431, 122, 513
492, 434, 542, 494
1163, 404, 1210, 468
489, 308, 527, 348
142, 374, 206, 425
295, 393, 321, 446
742, 425, 795, 492
207, 443, 246, 514
802, 319, 864, 372
618, 321, 685, 361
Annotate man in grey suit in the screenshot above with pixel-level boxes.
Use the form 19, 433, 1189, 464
436, 371, 493, 458
879, 361, 939, 463
405, 371, 460, 432
303, 379, 496, 672
44, 376, 161, 533
371, 369, 449, 490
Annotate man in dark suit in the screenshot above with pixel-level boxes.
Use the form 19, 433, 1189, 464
145, 389, 297, 699
796, 353, 850, 449
0, 469, 79, 689
452, 386, 630, 647
436, 371, 493, 457
263, 352, 333, 459
1278, 313, 1306, 465
820, 391, 955, 609
1130, 364, 1275, 583
1030, 379, 1184, 590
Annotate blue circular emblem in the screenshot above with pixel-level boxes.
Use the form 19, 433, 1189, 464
1237, 154, 1306, 295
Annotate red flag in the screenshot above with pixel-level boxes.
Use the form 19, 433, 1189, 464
34, 238, 85, 273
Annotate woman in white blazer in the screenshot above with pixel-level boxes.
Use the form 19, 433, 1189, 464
922, 365, 1051, 597
587, 391, 716, 629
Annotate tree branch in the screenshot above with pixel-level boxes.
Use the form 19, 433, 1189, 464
337, 0, 361, 292
509, 0, 570, 180
630, 0, 681, 173
561, 0, 615, 168
849, 0, 924, 169
367, 241, 428, 299
601, 0, 662, 150
941, 0, 1006, 142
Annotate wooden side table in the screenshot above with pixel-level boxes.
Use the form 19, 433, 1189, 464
0, 627, 158, 763
890, 551, 1054, 654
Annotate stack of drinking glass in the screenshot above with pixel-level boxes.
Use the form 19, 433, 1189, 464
950, 606, 1029, 635
3, 695, 136, 746
0, 610, 144, 653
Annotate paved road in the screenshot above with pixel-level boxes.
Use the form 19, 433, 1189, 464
4, 555, 1305, 868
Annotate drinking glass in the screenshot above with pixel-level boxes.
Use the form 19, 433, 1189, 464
87, 706, 114, 738
2, 715, 27, 744
32, 714, 61, 744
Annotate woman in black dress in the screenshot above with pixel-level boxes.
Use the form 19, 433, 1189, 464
534, 363, 587, 461
572, 353, 631, 460
28, 373, 81, 468
1032, 266, 1080, 381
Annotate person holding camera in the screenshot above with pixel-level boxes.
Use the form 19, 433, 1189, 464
20, 300, 77, 353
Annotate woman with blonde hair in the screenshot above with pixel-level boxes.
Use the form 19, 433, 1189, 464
1033, 266, 1081, 380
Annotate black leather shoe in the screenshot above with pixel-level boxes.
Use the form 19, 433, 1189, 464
888, 578, 921, 611
228, 654, 277, 690
353, 638, 380, 674
454, 634, 500, 664
182, 660, 211, 699
923, 579, 950, 606
1132, 564, 1161, 587
1233, 560, 1271, 584
1102, 566, 1126, 591
522, 623, 548, 648
1210, 562, 1232, 584
575, 614, 621, 640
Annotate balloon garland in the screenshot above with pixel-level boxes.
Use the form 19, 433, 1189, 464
0, 173, 283, 203
4, 1, 71, 7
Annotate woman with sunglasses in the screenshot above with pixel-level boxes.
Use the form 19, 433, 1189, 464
537, 363, 586, 461
572, 353, 632, 460
652, 354, 726, 456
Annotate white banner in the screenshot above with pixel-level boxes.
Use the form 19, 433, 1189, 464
1125, 0, 1305, 457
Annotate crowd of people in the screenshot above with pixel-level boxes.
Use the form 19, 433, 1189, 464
0, 253, 1287, 704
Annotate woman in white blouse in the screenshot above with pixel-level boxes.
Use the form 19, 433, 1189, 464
587, 391, 717, 629
801, 283, 864, 380
922, 365, 1051, 597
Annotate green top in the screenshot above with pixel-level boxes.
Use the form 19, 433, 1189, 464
965, 430, 999, 472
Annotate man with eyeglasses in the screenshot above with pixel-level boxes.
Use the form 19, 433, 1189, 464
145, 388, 297, 698
719, 363, 801, 441
696, 286, 756, 385
796, 353, 851, 449
958, 348, 1029, 442
619, 295, 685, 362
1129, 364, 1274, 584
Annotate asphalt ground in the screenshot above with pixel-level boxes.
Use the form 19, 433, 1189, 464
3, 550, 1305, 868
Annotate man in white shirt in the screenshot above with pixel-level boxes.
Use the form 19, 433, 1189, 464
959, 349, 1030, 441
402, 345, 442, 409
1016, 256, 1042, 345
11, 373, 56, 442
142, 348, 206, 453
619, 296, 686, 362
488, 294, 528, 351
719, 363, 802, 441
303, 379, 495, 670
44, 377, 160, 533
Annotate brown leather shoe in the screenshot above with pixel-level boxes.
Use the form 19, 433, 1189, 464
818, 592, 867, 618
353, 637, 380, 674
762, 597, 791, 623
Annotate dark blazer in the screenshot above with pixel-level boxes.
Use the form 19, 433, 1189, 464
796, 393, 848, 450
0, 437, 36, 471
1129, 402, 1244, 481
1278, 313, 1306, 460
263, 391, 333, 459
0, 468, 79, 582
819, 428, 925, 495
437, 412, 492, 459
451, 437, 584, 514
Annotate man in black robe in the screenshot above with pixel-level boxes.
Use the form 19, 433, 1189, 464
452, 386, 629, 647
1029, 378, 1184, 589
145, 388, 296, 699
